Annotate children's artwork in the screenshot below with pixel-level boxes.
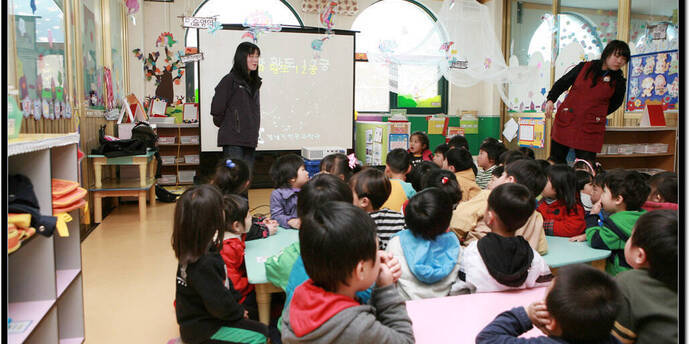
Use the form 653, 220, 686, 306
502, 118, 518, 142
427, 117, 448, 135
389, 134, 409, 151
446, 126, 464, 138
373, 127, 383, 143
183, 103, 198, 122
518, 117, 545, 148
149, 98, 168, 117
118, 94, 147, 124
365, 129, 373, 144
626, 50, 678, 111
389, 121, 410, 135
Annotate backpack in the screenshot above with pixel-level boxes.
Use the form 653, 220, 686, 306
131, 122, 158, 149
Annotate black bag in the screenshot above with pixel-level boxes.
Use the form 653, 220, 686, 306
155, 184, 179, 202
131, 122, 158, 149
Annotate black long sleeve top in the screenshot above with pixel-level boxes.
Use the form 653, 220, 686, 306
546, 61, 627, 115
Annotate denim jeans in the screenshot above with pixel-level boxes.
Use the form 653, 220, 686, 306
222, 145, 256, 172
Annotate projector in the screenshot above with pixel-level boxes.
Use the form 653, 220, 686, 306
301, 146, 347, 160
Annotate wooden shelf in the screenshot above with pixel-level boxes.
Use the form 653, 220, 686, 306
158, 181, 194, 186
154, 123, 199, 128
56, 269, 81, 298
598, 153, 674, 158
606, 126, 677, 132
8, 300, 55, 344
157, 143, 199, 146
8, 233, 39, 257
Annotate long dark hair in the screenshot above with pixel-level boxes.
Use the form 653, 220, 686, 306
584, 40, 631, 88
545, 164, 580, 215
231, 42, 262, 91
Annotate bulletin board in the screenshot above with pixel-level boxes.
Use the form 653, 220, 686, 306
625, 50, 678, 111
355, 121, 390, 166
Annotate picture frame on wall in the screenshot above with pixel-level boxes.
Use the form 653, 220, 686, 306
625, 49, 678, 112
183, 103, 199, 122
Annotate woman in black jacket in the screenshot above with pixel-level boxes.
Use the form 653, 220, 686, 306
210, 42, 262, 171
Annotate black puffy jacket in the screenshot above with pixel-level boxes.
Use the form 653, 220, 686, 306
210, 70, 261, 148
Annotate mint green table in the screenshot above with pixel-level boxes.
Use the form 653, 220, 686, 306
244, 228, 299, 324
543, 235, 611, 271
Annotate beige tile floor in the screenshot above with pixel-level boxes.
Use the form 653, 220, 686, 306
82, 189, 273, 344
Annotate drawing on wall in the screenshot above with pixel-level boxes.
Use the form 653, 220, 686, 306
626, 50, 678, 111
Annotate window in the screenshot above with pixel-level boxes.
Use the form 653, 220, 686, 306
529, 13, 603, 63
184, 0, 302, 101
352, 0, 448, 113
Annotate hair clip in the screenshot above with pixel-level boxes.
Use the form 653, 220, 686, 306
441, 176, 449, 184
347, 153, 358, 169
225, 159, 236, 169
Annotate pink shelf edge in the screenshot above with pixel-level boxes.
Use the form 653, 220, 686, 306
56, 269, 81, 297
8, 300, 56, 344
59, 337, 85, 344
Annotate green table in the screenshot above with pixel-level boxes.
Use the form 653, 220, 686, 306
543, 236, 611, 272
244, 228, 299, 324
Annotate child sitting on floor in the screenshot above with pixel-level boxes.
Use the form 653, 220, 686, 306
381, 148, 416, 212
213, 158, 278, 239
408, 131, 433, 168
477, 264, 621, 344
585, 169, 649, 276
422, 169, 463, 209
449, 159, 548, 255
537, 165, 587, 238
220, 194, 260, 320
281, 202, 415, 343
407, 161, 440, 192
454, 183, 553, 294
269, 154, 310, 229
476, 139, 506, 189
172, 185, 268, 344
642, 172, 678, 211
350, 168, 406, 250
386, 188, 463, 300
445, 148, 480, 202
613, 210, 678, 344
432, 143, 450, 169
319, 153, 361, 182
575, 170, 594, 213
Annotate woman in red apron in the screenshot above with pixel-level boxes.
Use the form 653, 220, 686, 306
544, 40, 631, 164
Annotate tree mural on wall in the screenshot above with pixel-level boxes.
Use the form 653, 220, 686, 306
132, 32, 184, 104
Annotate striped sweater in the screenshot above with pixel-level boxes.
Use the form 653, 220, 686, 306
370, 209, 406, 250
475, 165, 497, 190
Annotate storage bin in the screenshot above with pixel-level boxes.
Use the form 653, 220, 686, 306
649, 143, 668, 153
180, 135, 200, 144
184, 154, 200, 164
606, 144, 619, 154
304, 158, 321, 178
158, 174, 177, 184
158, 136, 176, 145
632, 144, 648, 154
161, 155, 176, 165
176, 157, 185, 164
600, 144, 608, 154
617, 144, 634, 155
178, 170, 196, 183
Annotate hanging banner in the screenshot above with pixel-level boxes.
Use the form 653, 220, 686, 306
180, 16, 217, 29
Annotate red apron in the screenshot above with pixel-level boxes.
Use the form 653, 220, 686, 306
551, 62, 616, 153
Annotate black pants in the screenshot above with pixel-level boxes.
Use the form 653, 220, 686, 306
549, 139, 597, 165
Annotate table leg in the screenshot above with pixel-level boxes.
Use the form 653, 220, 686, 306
591, 259, 606, 272
255, 284, 272, 325
138, 191, 147, 221
138, 162, 147, 187
94, 163, 103, 188
94, 194, 103, 223
149, 184, 156, 206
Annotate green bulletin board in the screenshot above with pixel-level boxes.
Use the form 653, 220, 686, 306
355, 121, 390, 166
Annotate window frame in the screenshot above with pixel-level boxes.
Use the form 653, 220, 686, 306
355, 0, 449, 114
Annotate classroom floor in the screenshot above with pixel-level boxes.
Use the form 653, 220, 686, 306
82, 188, 274, 344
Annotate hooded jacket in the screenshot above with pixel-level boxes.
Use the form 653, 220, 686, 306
281, 280, 415, 344
455, 169, 482, 202
270, 187, 300, 228
454, 233, 553, 294
449, 190, 548, 255
210, 70, 261, 148
386, 230, 463, 300
585, 210, 646, 276
641, 201, 678, 212
537, 198, 586, 237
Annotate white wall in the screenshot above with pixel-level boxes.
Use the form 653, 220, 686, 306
127, 0, 505, 116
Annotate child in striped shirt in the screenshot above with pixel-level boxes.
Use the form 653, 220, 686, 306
476, 138, 506, 189
350, 168, 406, 250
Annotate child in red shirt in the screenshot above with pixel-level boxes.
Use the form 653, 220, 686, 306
537, 164, 586, 237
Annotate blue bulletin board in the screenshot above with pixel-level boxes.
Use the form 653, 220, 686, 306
625, 50, 678, 111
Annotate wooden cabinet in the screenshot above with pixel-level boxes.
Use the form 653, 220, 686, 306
598, 127, 677, 172
155, 123, 200, 185
8, 133, 84, 343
